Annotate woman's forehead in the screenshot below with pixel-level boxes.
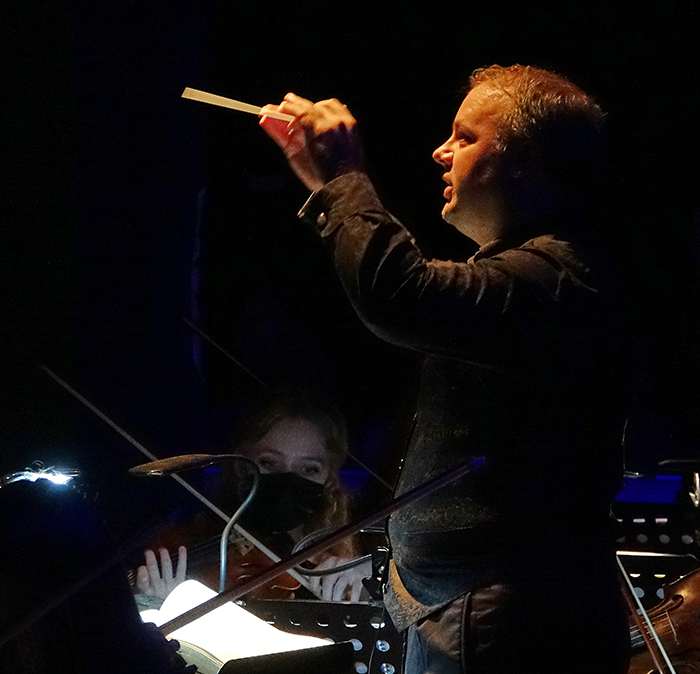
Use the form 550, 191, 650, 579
254, 417, 328, 460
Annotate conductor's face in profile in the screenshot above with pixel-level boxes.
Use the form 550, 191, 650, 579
432, 84, 512, 246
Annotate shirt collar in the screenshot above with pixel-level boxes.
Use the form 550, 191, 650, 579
471, 219, 560, 261
472, 237, 508, 261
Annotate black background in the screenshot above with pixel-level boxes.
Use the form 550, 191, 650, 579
4, 1, 700, 541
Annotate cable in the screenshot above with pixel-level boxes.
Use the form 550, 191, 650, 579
296, 554, 372, 577
292, 526, 373, 576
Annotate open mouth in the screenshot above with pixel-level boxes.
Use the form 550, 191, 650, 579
441, 175, 453, 201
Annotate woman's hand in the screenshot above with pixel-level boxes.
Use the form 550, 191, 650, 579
306, 554, 372, 603
136, 546, 187, 600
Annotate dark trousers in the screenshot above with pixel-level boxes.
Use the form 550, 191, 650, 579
405, 561, 630, 674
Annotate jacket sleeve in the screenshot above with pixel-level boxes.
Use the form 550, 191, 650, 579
300, 172, 599, 368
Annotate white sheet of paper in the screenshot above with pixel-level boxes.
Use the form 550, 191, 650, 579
140, 580, 330, 662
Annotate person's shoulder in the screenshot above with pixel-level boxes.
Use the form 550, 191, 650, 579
520, 233, 574, 254
517, 234, 589, 272
489, 233, 600, 292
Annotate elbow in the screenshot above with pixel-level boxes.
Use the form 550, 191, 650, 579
351, 298, 416, 349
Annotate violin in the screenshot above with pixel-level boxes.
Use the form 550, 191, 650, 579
188, 541, 301, 599
628, 567, 700, 674
134, 514, 301, 600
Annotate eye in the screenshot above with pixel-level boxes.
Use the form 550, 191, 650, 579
257, 458, 278, 471
455, 125, 476, 144
299, 462, 326, 479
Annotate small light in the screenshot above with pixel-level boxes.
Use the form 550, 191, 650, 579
0, 463, 79, 489
29, 471, 72, 485
370, 616, 385, 629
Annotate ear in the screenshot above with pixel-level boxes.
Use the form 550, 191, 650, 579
508, 142, 542, 180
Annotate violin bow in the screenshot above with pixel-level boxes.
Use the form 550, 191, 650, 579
39, 364, 311, 590
159, 455, 485, 634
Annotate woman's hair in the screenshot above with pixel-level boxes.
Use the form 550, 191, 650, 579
0, 479, 187, 674
232, 386, 359, 557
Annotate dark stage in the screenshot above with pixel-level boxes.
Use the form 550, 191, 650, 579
5, 1, 700, 543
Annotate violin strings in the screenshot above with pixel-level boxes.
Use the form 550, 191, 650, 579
629, 612, 674, 647
150, 534, 236, 568
616, 555, 677, 674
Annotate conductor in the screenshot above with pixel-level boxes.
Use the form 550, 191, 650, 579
259, 64, 631, 674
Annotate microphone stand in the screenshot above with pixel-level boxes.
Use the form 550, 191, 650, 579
130, 454, 260, 593
160, 455, 485, 635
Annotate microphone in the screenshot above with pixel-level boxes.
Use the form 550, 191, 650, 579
129, 454, 237, 476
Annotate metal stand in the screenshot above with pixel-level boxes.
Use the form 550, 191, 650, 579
240, 599, 404, 674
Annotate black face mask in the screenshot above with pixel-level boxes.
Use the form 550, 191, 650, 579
240, 472, 327, 533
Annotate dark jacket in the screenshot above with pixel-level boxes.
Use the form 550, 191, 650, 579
301, 172, 630, 630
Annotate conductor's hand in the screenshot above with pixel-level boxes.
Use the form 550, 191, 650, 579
136, 546, 187, 600
260, 93, 364, 192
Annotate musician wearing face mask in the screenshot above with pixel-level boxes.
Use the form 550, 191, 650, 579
135, 389, 370, 604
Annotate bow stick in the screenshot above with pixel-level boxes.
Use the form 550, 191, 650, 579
39, 364, 310, 589
160, 455, 485, 634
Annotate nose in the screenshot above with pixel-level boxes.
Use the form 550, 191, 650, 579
432, 140, 452, 168
275, 459, 293, 474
